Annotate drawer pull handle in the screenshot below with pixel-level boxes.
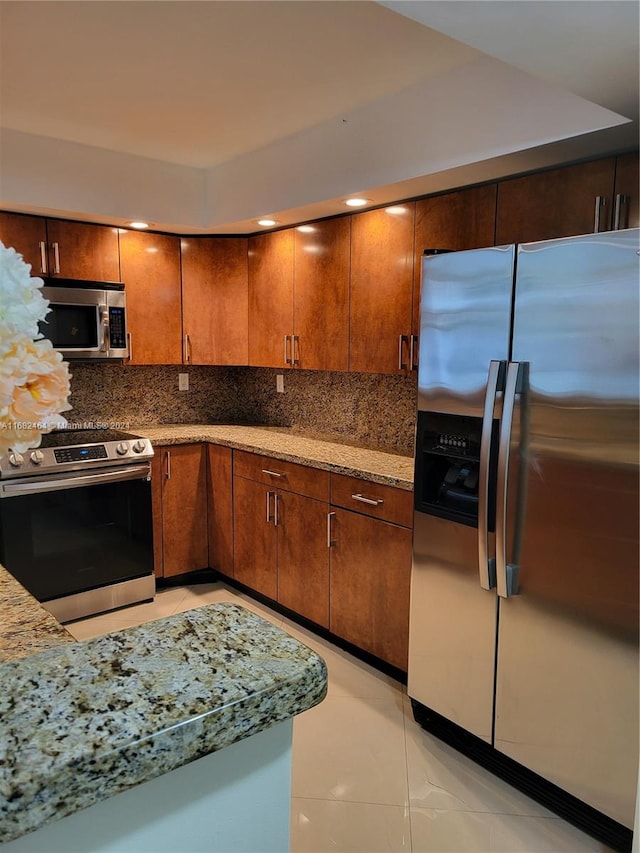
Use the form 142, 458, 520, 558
327, 511, 336, 547
262, 469, 284, 478
351, 493, 383, 506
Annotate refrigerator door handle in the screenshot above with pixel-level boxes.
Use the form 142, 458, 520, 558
496, 361, 524, 599
478, 360, 505, 590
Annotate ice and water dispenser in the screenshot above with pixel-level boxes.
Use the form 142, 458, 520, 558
413, 411, 497, 529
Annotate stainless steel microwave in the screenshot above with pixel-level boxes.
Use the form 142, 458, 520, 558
39, 282, 128, 360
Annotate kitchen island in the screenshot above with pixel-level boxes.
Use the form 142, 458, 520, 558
0, 564, 327, 852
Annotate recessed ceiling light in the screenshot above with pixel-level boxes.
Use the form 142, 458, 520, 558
128, 221, 149, 229
344, 198, 370, 208
257, 218, 277, 227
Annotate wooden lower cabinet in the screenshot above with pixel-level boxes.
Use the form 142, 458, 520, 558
277, 491, 329, 627
207, 445, 234, 578
329, 508, 413, 671
232, 474, 330, 626
233, 476, 277, 598
153, 444, 209, 578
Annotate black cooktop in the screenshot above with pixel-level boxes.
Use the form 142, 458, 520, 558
38, 429, 141, 448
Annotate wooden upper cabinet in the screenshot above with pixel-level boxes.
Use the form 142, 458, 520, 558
413, 185, 497, 337
0, 212, 48, 274
293, 218, 350, 371
613, 151, 639, 230
495, 158, 617, 245
349, 204, 415, 375
248, 230, 294, 368
181, 237, 248, 366
119, 230, 182, 364
46, 219, 120, 282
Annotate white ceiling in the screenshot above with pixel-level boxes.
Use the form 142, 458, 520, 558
0, 1, 637, 234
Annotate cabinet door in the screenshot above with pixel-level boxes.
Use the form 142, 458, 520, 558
248, 230, 294, 368
349, 204, 415, 374
294, 218, 350, 371
207, 444, 234, 578
495, 158, 616, 244
413, 185, 497, 339
150, 451, 164, 578
181, 237, 248, 365
330, 509, 412, 670
233, 475, 277, 598
46, 219, 120, 281
119, 230, 182, 364
0, 212, 48, 274
613, 151, 639, 229
277, 491, 329, 628
161, 445, 209, 578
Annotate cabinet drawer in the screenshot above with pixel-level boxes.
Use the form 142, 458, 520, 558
233, 450, 329, 501
330, 473, 413, 528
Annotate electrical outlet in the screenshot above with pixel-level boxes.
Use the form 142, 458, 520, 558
276, 374, 284, 393
178, 373, 189, 391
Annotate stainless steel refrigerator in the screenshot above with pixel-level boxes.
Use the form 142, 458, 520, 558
408, 229, 639, 841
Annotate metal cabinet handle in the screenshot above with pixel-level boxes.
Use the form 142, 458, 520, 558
593, 196, 607, 233
266, 490, 273, 523
478, 360, 505, 591
351, 493, 383, 506
496, 361, 524, 599
292, 335, 300, 365
39, 241, 47, 274
262, 469, 283, 478
398, 334, 409, 370
284, 335, 291, 365
274, 493, 279, 527
165, 450, 171, 480
127, 332, 133, 362
183, 333, 191, 364
327, 511, 336, 547
52, 242, 61, 274
613, 194, 630, 230
409, 334, 418, 371
100, 305, 109, 353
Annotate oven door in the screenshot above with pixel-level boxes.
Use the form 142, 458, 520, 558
0, 464, 153, 603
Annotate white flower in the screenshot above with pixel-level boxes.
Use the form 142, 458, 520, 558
0, 242, 71, 455
0, 242, 50, 340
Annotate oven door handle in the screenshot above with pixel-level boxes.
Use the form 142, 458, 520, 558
0, 464, 152, 498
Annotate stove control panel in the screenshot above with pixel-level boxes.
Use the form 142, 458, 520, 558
54, 445, 109, 464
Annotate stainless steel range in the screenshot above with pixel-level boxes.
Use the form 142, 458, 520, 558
0, 429, 155, 623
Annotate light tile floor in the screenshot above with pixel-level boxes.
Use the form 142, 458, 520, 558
67, 582, 613, 853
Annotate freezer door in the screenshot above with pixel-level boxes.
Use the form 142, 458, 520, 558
409, 511, 498, 742
418, 246, 514, 415
494, 229, 639, 826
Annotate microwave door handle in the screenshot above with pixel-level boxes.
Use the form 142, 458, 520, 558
100, 304, 109, 352
495, 361, 524, 599
478, 360, 505, 590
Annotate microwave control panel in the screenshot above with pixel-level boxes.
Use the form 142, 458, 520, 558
109, 307, 126, 349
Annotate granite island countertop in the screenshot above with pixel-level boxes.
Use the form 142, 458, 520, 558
0, 565, 327, 844
133, 424, 415, 491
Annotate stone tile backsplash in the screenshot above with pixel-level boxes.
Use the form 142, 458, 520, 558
67, 364, 418, 456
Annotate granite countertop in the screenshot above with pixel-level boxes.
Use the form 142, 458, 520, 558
0, 566, 73, 664
133, 424, 415, 490
0, 571, 327, 845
